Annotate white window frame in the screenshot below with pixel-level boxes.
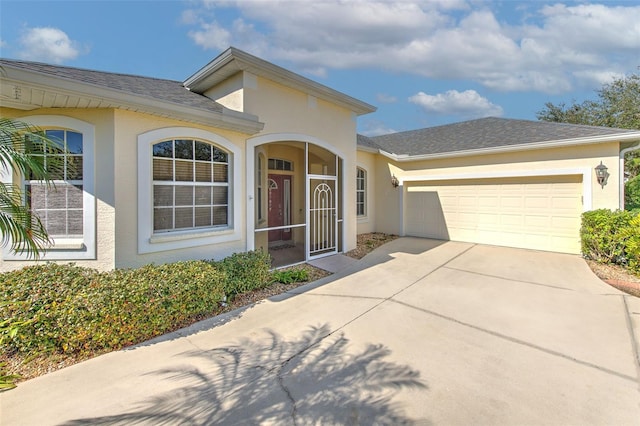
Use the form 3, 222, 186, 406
137, 127, 241, 254
356, 166, 367, 218
3, 115, 96, 261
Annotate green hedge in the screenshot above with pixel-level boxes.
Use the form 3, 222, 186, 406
625, 175, 640, 212
215, 250, 272, 298
0, 250, 274, 357
581, 209, 640, 274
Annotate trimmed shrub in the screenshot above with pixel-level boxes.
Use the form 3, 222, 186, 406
625, 175, 640, 212
0, 261, 226, 356
0, 264, 95, 354
622, 215, 640, 274
216, 250, 272, 298
273, 268, 309, 284
581, 209, 639, 270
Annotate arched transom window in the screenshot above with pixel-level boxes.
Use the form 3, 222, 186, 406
152, 139, 229, 232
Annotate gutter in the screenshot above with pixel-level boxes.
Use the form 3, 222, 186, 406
356, 145, 380, 154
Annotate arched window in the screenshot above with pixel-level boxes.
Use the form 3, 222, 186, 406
152, 139, 229, 232
356, 167, 366, 217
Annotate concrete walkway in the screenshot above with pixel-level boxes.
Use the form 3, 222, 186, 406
2, 238, 639, 425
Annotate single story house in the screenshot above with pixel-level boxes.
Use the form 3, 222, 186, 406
1, 47, 639, 272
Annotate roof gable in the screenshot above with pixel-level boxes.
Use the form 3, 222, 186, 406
184, 47, 376, 116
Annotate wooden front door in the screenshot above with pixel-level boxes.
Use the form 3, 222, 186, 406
268, 174, 292, 243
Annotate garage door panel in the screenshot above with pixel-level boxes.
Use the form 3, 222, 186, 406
500, 196, 524, 209
405, 176, 582, 254
500, 214, 524, 227
523, 214, 551, 229
477, 213, 500, 226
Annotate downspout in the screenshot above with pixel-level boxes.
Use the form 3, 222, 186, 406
620, 143, 640, 210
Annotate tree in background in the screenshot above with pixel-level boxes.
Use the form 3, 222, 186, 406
0, 118, 62, 258
537, 72, 640, 210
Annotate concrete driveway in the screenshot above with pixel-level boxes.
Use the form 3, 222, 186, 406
2, 238, 639, 425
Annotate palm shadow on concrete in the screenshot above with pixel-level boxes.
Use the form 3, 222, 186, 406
63, 324, 429, 425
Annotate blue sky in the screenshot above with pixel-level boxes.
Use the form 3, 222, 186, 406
1, 0, 638, 135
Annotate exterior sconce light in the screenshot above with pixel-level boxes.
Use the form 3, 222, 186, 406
595, 161, 609, 188
391, 174, 400, 188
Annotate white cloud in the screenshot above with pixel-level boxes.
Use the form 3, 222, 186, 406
19, 27, 82, 64
409, 89, 503, 118
376, 93, 398, 104
359, 119, 398, 137
183, 1, 640, 94
188, 21, 232, 50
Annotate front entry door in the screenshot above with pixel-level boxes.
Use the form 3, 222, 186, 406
268, 174, 292, 243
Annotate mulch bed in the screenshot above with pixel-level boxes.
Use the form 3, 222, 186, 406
586, 259, 640, 297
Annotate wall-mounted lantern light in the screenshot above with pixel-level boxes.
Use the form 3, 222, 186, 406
391, 174, 400, 188
595, 161, 609, 188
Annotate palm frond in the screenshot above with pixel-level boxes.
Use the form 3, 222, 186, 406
0, 183, 51, 258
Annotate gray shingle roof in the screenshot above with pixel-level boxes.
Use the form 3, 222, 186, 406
0, 59, 225, 113
356, 134, 384, 151
360, 117, 638, 157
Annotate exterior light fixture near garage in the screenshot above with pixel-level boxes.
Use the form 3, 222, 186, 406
595, 161, 609, 188
391, 174, 400, 188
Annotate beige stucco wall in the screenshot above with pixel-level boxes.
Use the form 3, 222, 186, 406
203, 73, 245, 112
112, 110, 250, 269
0, 108, 117, 272
0, 107, 256, 272
356, 150, 377, 234
373, 142, 622, 236
1, 70, 363, 271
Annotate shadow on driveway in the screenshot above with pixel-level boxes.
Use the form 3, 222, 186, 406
63, 324, 429, 425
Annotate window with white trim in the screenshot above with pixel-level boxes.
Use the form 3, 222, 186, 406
152, 139, 229, 232
356, 167, 366, 217
4, 115, 96, 261
26, 129, 84, 237
138, 127, 240, 254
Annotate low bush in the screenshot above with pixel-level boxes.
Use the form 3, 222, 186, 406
215, 250, 272, 298
622, 215, 640, 274
581, 209, 639, 273
272, 268, 309, 284
0, 261, 226, 356
625, 175, 640, 212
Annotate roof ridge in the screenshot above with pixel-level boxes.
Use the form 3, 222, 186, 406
0, 57, 183, 84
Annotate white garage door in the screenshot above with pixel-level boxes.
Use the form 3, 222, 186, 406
405, 175, 583, 254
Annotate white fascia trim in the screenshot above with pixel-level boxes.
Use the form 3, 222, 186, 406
356, 145, 379, 154
400, 167, 593, 212
620, 143, 640, 209
1, 69, 264, 134
137, 127, 242, 254
379, 133, 640, 162
3, 115, 96, 260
